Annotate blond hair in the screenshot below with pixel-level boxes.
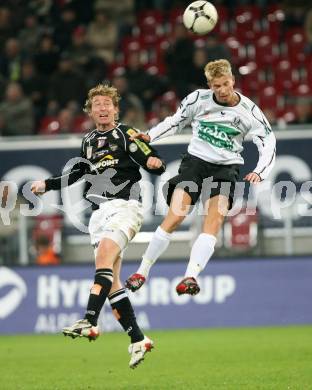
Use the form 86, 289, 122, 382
204, 59, 233, 83
83, 84, 120, 113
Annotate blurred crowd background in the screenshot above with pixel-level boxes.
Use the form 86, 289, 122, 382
0, 0, 311, 137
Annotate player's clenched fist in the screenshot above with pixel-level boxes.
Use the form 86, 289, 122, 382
31, 180, 46, 194
146, 156, 163, 169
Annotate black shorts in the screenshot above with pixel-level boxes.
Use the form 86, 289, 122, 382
163, 153, 240, 209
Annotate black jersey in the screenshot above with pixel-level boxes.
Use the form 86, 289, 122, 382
45, 123, 166, 209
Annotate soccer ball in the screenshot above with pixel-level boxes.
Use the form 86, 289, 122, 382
183, 1, 218, 35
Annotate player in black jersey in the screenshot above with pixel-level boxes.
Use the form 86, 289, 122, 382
31, 84, 165, 369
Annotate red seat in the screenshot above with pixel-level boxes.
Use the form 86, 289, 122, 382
213, 6, 230, 39
141, 32, 160, 48
292, 84, 311, 98
303, 57, 312, 87
239, 61, 265, 95
153, 37, 170, 65
108, 62, 125, 78
266, 4, 285, 14
144, 62, 166, 76
285, 28, 306, 43
277, 107, 296, 124
192, 36, 206, 47
121, 37, 145, 56
150, 91, 179, 123
285, 28, 307, 64
33, 215, 63, 239
137, 11, 164, 48
167, 7, 184, 28
263, 5, 285, 42
215, 5, 229, 21
233, 23, 258, 44
224, 209, 258, 250
233, 6, 262, 43
38, 116, 60, 135
265, 20, 281, 43
234, 5, 262, 20
32, 214, 63, 254
233, 77, 243, 94
258, 86, 284, 110
148, 92, 179, 127
121, 37, 148, 65
255, 35, 280, 67
225, 36, 247, 66
137, 9, 164, 26
158, 91, 179, 112
273, 59, 300, 94
138, 14, 164, 37
72, 115, 93, 133
145, 111, 159, 127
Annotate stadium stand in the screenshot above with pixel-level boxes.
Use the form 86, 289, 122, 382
0, 0, 311, 135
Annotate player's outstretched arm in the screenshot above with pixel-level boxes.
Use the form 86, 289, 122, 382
129, 91, 197, 144
31, 164, 86, 195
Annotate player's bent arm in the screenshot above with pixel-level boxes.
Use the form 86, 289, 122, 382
248, 104, 276, 180
125, 127, 166, 175
252, 132, 276, 180
131, 148, 166, 176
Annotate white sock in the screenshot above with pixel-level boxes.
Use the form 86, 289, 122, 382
185, 233, 217, 279
137, 226, 172, 278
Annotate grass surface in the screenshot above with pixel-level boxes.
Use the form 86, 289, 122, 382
0, 326, 311, 390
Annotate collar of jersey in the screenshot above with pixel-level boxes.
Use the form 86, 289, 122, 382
94, 123, 120, 134
212, 92, 241, 107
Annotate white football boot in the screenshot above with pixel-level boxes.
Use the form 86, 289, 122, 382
62, 319, 99, 342
128, 336, 154, 369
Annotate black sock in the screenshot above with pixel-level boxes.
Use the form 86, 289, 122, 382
84, 268, 113, 326
109, 288, 144, 343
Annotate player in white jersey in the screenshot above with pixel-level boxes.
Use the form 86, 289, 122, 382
125, 59, 276, 296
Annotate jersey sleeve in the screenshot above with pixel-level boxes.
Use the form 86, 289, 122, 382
45, 138, 88, 191
147, 90, 200, 142
124, 128, 166, 175
248, 104, 276, 180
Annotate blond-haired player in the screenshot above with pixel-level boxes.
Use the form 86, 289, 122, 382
31, 84, 165, 368
126, 59, 276, 295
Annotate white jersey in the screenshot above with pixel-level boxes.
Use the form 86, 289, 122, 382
148, 89, 276, 179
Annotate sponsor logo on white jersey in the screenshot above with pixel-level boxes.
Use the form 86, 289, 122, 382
198, 121, 240, 151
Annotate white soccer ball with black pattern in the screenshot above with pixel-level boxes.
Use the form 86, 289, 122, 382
183, 1, 218, 35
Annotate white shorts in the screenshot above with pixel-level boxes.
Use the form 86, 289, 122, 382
88, 199, 144, 249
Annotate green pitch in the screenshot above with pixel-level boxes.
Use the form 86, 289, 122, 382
0, 326, 311, 390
